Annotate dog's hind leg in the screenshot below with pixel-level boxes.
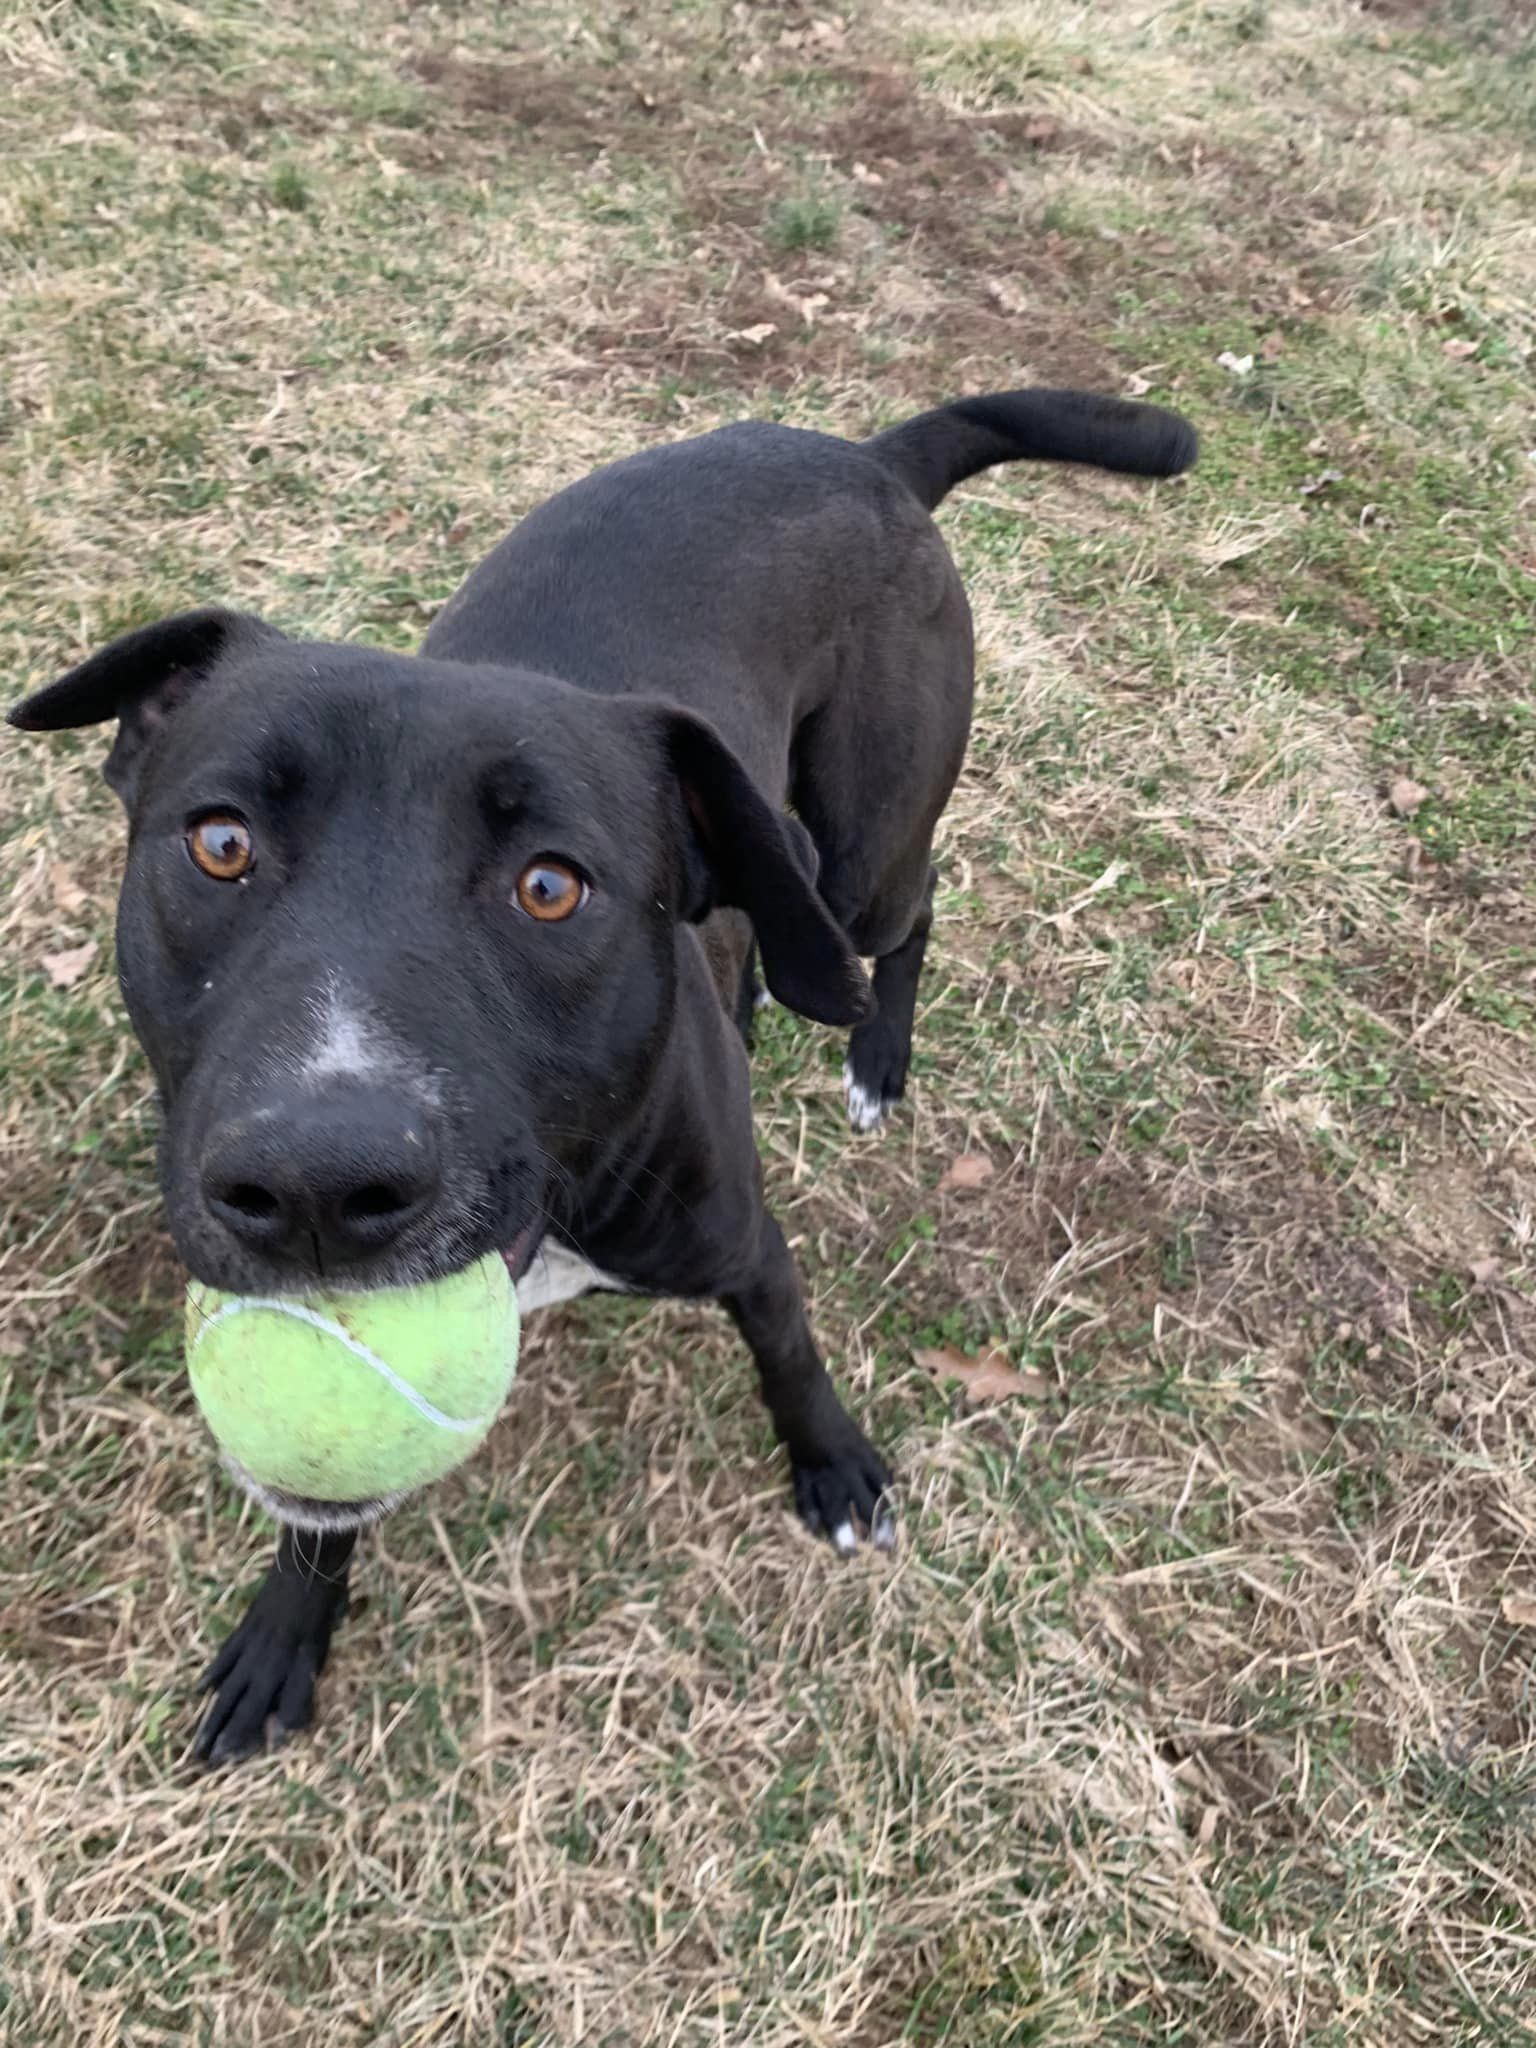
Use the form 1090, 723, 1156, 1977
842, 861, 937, 1133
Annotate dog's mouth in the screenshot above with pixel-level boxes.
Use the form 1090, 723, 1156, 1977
502, 1218, 543, 1283
221, 1226, 540, 1534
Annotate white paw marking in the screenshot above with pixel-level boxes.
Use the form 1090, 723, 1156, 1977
753, 987, 775, 1012
831, 1519, 858, 1557
842, 1061, 887, 1133
515, 1240, 627, 1316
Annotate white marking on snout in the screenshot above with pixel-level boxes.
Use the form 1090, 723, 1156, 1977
301, 987, 390, 1084
842, 1061, 887, 1133
516, 1240, 627, 1316
290, 978, 441, 1105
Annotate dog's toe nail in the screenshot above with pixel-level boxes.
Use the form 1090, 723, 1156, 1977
873, 1513, 898, 1552
831, 1519, 858, 1556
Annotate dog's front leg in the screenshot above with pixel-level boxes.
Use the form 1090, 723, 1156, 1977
193, 1524, 356, 1765
725, 1214, 895, 1555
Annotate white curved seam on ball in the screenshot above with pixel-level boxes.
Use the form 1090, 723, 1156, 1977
189, 1297, 498, 1432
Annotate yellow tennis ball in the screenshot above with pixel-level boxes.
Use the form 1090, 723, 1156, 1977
185, 1251, 519, 1511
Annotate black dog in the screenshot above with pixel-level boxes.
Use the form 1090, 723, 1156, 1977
10, 388, 1195, 1762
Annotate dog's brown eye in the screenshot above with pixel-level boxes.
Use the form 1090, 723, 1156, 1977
187, 812, 254, 882
515, 858, 587, 922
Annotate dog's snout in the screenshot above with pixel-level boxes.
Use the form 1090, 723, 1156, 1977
202, 1089, 442, 1268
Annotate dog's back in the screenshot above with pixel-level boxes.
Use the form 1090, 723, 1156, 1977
423, 388, 1197, 943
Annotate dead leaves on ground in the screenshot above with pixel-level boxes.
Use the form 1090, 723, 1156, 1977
40, 940, 98, 989
1387, 775, 1429, 818
938, 1152, 995, 1192
916, 1342, 1049, 1406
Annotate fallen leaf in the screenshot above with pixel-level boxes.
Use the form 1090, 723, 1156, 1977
763, 273, 831, 326
985, 275, 1027, 315
1123, 372, 1152, 397
382, 507, 410, 537
726, 322, 778, 347
1216, 350, 1254, 377
1306, 435, 1329, 457
50, 863, 87, 913
1068, 53, 1094, 74
1299, 467, 1343, 497
1020, 117, 1060, 148
850, 160, 884, 187
41, 940, 98, 989
1442, 337, 1479, 359
1502, 1591, 1536, 1628
1387, 775, 1428, 817
1258, 330, 1285, 360
1469, 1257, 1501, 1287
939, 1153, 994, 1191
916, 1343, 1048, 1405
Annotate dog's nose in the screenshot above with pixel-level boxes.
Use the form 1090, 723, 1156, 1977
201, 1090, 442, 1268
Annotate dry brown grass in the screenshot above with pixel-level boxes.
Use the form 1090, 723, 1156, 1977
3, 1, 1536, 2041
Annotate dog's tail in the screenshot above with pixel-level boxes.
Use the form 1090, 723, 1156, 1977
862, 389, 1197, 511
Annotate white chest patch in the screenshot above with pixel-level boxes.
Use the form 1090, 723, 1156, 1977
515, 1239, 627, 1316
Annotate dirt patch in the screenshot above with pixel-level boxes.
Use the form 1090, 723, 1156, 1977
391, 35, 1128, 396
402, 48, 677, 157
578, 272, 1113, 401
1395, 652, 1531, 700
399, 35, 1358, 398
576, 62, 1124, 396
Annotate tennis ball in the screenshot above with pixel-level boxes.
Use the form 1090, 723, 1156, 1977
185, 1251, 519, 1509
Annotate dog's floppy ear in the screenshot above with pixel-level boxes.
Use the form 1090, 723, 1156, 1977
8, 607, 279, 803
654, 709, 871, 1028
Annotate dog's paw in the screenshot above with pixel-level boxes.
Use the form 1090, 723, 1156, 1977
791, 1429, 896, 1555
843, 1059, 898, 1134
192, 1565, 349, 1766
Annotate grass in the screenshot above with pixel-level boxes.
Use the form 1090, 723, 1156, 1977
2, 0, 1536, 2041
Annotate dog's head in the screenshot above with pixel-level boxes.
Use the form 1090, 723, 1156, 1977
11, 607, 869, 1297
